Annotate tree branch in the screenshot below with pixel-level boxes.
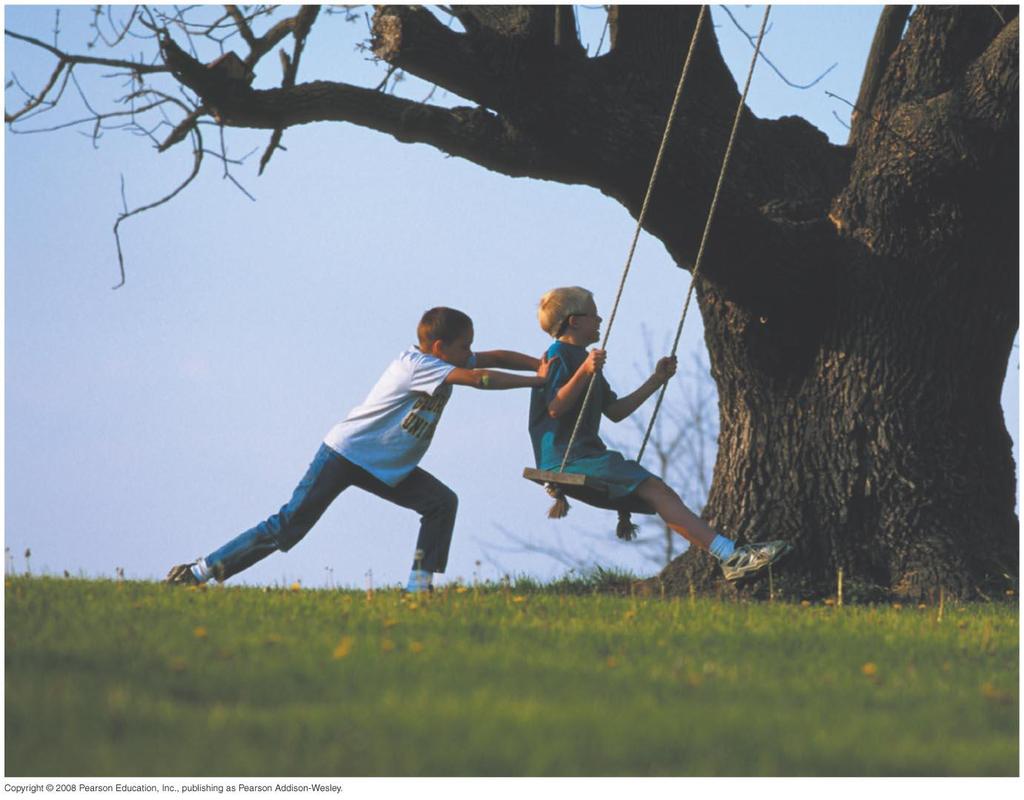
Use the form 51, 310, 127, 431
224, 5, 257, 50
832, 9, 1018, 261
240, 10, 312, 70
372, 5, 501, 108
607, 5, 702, 70
849, 6, 911, 146
159, 32, 575, 183
258, 4, 320, 174
5, 29, 169, 74
957, 14, 1018, 131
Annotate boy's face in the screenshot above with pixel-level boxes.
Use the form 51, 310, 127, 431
569, 298, 602, 345
431, 325, 474, 367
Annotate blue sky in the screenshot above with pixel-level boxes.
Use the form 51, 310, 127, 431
4, 5, 1018, 589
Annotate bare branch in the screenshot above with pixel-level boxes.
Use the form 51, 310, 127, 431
159, 33, 578, 184
224, 5, 257, 49
158, 106, 206, 152
113, 121, 203, 289
718, 6, 838, 90
5, 28, 170, 74
258, 4, 320, 174
4, 57, 68, 124
243, 11, 309, 69
847, 5, 911, 145
89, 5, 143, 49
372, 5, 502, 109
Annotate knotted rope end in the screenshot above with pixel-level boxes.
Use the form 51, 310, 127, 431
616, 510, 639, 541
545, 485, 571, 519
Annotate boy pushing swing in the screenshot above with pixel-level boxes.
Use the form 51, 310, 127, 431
167, 307, 547, 593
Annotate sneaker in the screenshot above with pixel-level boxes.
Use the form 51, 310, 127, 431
165, 563, 200, 585
720, 540, 792, 581
404, 568, 433, 594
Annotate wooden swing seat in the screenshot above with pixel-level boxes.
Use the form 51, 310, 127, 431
522, 468, 655, 515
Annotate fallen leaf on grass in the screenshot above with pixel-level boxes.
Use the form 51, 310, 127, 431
332, 636, 354, 660
194, 626, 208, 639
981, 682, 1014, 705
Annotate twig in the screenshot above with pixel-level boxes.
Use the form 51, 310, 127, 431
112, 117, 204, 289
825, 90, 926, 158
719, 5, 837, 90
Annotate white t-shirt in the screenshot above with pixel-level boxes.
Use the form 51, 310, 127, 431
324, 346, 474, 486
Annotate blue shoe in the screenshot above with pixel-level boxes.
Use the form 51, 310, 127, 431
404, 569, 433, 593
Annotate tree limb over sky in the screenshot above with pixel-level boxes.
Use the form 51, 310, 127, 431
10, 6, 1014, 305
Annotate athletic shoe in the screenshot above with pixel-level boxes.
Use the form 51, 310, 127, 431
165, 563, 201, 585
720, 540, 791, 581
403, 578, 434, 594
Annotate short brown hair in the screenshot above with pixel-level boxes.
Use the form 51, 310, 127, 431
418, 307, 473, 347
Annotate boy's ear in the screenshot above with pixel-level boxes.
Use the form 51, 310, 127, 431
428, 339, 446, 358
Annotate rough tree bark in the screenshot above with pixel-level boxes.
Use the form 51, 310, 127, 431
9, 5, 1018, 599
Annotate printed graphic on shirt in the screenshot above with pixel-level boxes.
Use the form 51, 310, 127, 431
400, 392, 449, 440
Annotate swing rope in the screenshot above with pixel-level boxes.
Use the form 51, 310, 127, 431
555, 4, 708, 480
637, 4, 772, 463
543, 5, 772, 539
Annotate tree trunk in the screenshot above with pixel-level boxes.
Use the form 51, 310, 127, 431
654, 7, 1019, 601
658, 241, 1018, 601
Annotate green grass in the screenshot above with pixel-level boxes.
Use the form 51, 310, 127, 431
5, 576, 1018, 776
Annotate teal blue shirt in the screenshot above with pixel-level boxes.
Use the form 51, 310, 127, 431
528, 341, 618, 470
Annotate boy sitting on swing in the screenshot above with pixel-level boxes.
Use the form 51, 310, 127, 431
530, 286, 789, 581
167, 307, 548, 593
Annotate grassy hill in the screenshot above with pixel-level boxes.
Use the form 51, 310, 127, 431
5, 576, 1018, 776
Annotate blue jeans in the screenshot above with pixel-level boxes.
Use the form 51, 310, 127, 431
205, 444, 457, 581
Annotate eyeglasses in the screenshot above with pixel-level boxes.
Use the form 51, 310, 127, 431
556, 312, 595, 336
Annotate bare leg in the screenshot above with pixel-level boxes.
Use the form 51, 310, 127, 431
635, 477, 719, 550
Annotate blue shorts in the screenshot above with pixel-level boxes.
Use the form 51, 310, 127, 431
558, 450, 654, 499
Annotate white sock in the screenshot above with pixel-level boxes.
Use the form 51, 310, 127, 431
190, 558, 212, 583
709, 535, 736, 561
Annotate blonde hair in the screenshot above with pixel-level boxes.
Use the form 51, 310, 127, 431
537, 286, 594, 338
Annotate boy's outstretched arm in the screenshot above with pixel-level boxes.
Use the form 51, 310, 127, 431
473, 350, 541, 371
445, 356, 549, 390
604, 356, 677, 422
